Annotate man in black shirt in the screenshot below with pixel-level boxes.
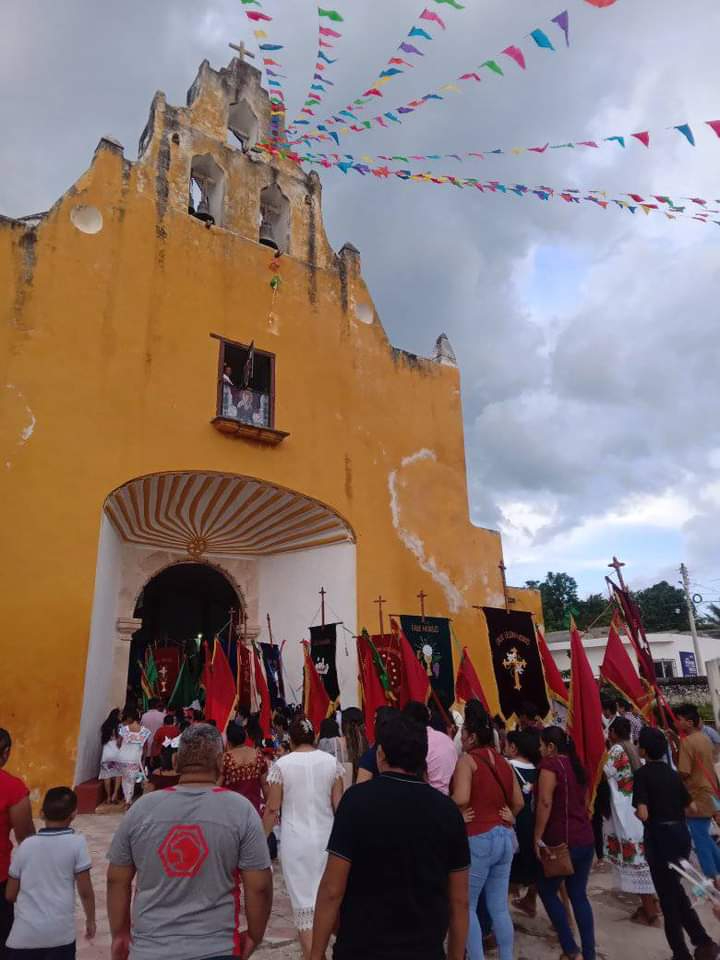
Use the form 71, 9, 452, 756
633, 727, 718, 960
310, 713, 470, 960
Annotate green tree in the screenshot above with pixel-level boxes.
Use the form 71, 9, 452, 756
525, 572, 579, 631
575, 593, 613, 631
634, 580, 688, 632
701, 603, 720, 627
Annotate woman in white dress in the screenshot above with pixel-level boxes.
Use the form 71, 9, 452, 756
263, 716, 344, 960
98, 708, 122, 804
603, 717, 658, 925
117, 706, 151, 808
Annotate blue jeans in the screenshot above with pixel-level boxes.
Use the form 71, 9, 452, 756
467, 826, 514, 960
536, 843, 596, 960
687, 818, 720, 879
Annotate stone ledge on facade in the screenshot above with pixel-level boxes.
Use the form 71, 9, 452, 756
211, 417, 289, 445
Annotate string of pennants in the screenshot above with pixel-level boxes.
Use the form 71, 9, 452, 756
240, 0, 288, 138
296, 118, 720, 166
288, 0, 466, 139
281, 10, 570, 149
255, 143, 720, 225
286, 7, 346, 133
243, 0, 713, 231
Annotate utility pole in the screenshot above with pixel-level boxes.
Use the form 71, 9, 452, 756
680, 563, 704, 676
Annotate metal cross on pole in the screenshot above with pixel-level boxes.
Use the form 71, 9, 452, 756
418, 590, 427, 622
229, 41, 256, 62
374, 596, 386, 638
319, 587, 326, 628
608, 555, 627, 591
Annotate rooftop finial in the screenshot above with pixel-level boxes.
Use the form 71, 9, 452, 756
433, 333, 457, 367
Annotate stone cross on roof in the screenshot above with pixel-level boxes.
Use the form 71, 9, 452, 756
229, 41, 256, 63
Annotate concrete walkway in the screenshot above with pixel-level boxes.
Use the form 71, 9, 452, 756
73, 810, 718, 959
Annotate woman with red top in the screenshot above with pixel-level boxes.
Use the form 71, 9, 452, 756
0, 728, 34, 954
452, 709, 523, 960
221, 721, 268, 814
534, 726, 596, 960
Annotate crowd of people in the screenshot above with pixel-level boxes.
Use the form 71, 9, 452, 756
2, 693, 720, 960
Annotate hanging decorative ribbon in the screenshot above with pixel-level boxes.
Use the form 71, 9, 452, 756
285, 0, 469, 143
291, 118, 720, 167
257, 142, 718, 225
286, 11, 570, 148
286, 6, 346, 135
240, 0, 287, 139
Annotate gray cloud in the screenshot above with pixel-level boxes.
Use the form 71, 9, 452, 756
2, 0, 719, 589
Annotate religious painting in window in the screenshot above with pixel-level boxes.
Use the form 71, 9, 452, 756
217, 339, 274, 429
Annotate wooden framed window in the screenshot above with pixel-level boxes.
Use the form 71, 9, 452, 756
211, 335, 288, 445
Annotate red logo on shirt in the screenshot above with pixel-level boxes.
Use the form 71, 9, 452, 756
158, 824, 209, 878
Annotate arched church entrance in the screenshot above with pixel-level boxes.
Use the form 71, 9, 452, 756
74, 471, 357, 785
127, 562, 241, 705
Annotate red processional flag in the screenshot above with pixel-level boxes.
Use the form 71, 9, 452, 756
253, 647, 273, 741
536, 625, 569, 706
606, 578, 656, 688
357, 632, 389, 743
600, 616, 653, 718
567, 620, 607, 811
455, 647, 490, 713
302, 641, 331, 733
390, 617, 430, 706
201, 638, 237, 734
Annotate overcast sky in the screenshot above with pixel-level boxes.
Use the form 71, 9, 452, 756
3, 0, 719, 604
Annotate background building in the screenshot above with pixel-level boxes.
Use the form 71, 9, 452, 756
546, 628, 717, 681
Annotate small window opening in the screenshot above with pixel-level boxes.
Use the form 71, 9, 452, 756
259, 184, 290, 253
654, 659, 676, 680
188, 154, 225, 226
227, 99, 259, 152
219, 340, 274, 429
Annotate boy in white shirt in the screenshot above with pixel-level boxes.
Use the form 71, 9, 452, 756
5, 787, 95, 959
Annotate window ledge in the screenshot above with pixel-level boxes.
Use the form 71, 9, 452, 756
211, 417, 289, 446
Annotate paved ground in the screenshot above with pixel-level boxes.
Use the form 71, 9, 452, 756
72, 810, 720, 959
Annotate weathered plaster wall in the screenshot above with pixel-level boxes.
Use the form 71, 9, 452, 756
255, 542, 358, 709
0, 56, 540, 795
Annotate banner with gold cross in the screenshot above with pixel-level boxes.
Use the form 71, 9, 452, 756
483, 608, 550, 722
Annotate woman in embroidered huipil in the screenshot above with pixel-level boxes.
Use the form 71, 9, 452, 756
604, 716, 658, 925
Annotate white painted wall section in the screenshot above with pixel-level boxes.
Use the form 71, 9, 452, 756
73, 515, 123, 786
256, 541, 358, 708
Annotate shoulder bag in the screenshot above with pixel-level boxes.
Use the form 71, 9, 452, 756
539, 759, 575, 879
478, 751, 520, 854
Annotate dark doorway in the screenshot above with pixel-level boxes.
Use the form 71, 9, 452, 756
127, 563, 240, 703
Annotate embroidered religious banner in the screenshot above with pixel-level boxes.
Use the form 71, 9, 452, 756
370, 634, 404, 703
309, 624, 340, 702
154, 647, 180, 701
260, 642, 286, 706
399, 615, 455, 709
237, 642, 254, 711
483, 608, 550, 721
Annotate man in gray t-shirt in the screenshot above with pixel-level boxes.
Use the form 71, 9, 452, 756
107, 724, 272, 960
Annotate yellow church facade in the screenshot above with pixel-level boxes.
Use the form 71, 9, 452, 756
0, 54, 540, 798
